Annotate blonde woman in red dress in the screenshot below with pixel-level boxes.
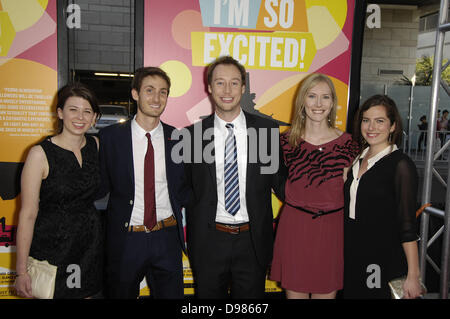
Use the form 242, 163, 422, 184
270, 73, 358, 299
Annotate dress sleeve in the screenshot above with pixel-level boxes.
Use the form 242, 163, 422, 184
97, 128, 111, 199
270, 127, 287, 202
343, 134, 360, 166
394, 156, 419, 243
280, 132, 290, 167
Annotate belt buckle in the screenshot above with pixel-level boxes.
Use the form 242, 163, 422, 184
145, 226, 151, 233
312, 211, 324, 219
227, 225, 239, 235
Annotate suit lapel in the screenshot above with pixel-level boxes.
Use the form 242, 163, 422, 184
201, 114, 217, 187
120, 120, 135, 186
243, 111, 257, 186
162, 122, 175, 191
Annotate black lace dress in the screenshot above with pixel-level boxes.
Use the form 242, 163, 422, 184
29, 135, 103, 298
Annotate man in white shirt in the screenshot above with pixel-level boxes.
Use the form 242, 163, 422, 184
99, 67, 189, 299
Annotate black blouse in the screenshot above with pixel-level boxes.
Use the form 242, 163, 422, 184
346, 149, 419, 242
343, 149, 419, 298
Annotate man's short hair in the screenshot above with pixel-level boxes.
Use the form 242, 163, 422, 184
206, 56, 246, 87
132, 67, 171, 94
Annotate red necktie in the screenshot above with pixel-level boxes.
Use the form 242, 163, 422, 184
144, 133, 156, 230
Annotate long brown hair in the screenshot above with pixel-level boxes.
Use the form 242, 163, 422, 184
288, 73, 338, 147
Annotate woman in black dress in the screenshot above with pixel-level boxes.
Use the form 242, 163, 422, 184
343, 95, 423, 299
15, 83, 103, 298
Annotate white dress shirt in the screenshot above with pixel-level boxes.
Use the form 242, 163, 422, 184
349, 144, 398, 219
214, 110, 249, 224
129, 117, 174, 225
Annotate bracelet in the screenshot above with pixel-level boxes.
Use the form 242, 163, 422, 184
16, 272, 28, 276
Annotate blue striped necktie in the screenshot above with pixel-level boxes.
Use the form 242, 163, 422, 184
224, 123, 240, 215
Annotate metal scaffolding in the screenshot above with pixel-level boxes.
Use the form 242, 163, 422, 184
419, 0, 450, 299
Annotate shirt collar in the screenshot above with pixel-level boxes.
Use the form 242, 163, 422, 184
131, 115, 163, 139
351, 144, 398, 179
214, 108, 245, 131
360, 144, 398, 167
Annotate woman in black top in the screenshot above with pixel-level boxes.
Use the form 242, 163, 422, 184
343, 95, 423, 299
15, 83, 103, 298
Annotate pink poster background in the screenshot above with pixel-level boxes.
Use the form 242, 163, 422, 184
143, 0, 357, 295
0, 0, 58, 298
143, 0, 355, 129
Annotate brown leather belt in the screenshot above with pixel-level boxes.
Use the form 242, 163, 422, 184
128, 215, 177, 233
215, 223, 249, 234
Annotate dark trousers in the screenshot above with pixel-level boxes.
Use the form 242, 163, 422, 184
418, 132, 427, 151
192, 225, 267, 299
106, 226, 184, 299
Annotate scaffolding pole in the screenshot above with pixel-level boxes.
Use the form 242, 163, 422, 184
442, 157, 450, 298
419, 0, 450, 299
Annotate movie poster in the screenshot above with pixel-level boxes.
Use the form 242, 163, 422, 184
0, 0, 58, 298
143, 0, 357, 295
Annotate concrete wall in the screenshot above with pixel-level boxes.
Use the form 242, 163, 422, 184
416, 3, 450, 60
68, 0, 135, 73
361, 5, 420, 85
417, 32, 450, 59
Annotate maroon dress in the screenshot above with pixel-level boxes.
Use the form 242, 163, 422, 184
270, 132, 358, 294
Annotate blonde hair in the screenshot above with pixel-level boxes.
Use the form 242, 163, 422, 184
288, 73, 338, 148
